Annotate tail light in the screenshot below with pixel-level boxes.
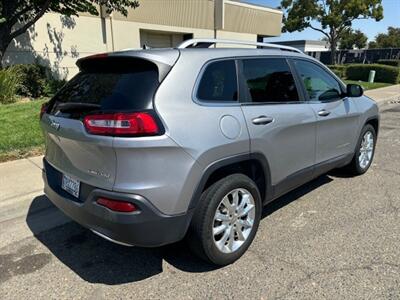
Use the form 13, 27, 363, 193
83, 112, 159, 136
96, 197, 137, 213
40, 102, 48, 119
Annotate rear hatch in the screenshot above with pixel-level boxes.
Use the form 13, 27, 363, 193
41, 52, 177, 191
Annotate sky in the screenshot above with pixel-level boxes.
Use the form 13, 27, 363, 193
242, 0, 400, 42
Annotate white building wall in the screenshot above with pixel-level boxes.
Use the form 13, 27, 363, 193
304, 44, 329, 52
111, 19, 215, 51
3, 9, 266, 79
4, 13, 113, 79
215, 30, 257, 48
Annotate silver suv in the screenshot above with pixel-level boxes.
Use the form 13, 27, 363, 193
40, 39, 379, 265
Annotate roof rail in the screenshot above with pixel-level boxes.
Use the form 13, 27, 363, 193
177, 38, 303, 54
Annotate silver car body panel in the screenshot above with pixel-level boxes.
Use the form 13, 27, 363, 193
240, 103, 316, 185
42, 114, 117, 190
309, 98, 361, 164
155, 49, 253, 167
112, 134, 202, 215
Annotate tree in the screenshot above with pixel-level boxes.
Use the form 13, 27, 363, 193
280, 0, 383, 64
0, 0, 139, 67
368, 27, 400, 48
339, 29, 367, 50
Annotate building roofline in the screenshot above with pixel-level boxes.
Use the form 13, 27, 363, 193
226, 0, 283, 15
270, 40, 328, 46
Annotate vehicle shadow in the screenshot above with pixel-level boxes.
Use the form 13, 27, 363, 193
27, 174, 332, 284
262, 174, 333, 218
327, 168, 356, 178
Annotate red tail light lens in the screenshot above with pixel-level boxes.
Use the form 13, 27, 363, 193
86, 53, 108, 60
40, 102, 48, 119
83, 112, 159, 136
96, 197, 137, 213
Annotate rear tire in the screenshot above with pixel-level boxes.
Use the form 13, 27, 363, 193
344, 124, 376, 175
187, 174, 262, 266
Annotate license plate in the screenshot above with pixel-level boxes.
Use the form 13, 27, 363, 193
61, 174, 80, 198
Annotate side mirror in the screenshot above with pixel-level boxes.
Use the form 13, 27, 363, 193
346, 84, 363, 98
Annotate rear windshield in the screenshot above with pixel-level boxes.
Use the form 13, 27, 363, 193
48, 57, 160, 119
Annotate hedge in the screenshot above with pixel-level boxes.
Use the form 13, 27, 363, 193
346, 64, 400, 84
327, 65, 347, 79
12, 64, 47, 98
11, 64, 66, 98
377, 59, 400, 67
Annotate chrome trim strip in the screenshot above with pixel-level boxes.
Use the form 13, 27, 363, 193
90, 229, 134, 247
178, 38, 303, 54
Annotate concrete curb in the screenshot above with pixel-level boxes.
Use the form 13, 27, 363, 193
365, 84, 400, 105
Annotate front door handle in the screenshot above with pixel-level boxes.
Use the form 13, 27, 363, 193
252, 116, 274, 125
318, 109, 331, 117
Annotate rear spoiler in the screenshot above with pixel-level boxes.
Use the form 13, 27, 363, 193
76, 49, 180, 82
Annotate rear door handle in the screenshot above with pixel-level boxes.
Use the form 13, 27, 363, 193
252, 116, 274, 125
318, 109, 331, 117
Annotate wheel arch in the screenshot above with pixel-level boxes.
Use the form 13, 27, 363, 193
365, 116, 379, 137
188, 153, 272, 211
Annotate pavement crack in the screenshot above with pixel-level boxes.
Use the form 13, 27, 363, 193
26, 157, 43, 170
273, 261, 400, 300
274, 257, 310, 275
373, 167, 400, 177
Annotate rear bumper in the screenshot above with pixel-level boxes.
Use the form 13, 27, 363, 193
43, 159, 193, 247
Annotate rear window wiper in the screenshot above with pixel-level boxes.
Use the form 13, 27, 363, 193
56, 102, 101, 112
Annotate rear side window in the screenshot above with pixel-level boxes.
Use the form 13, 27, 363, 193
48, 58, 160, 119
242, 58, 299, 103
196, 60, 238, 102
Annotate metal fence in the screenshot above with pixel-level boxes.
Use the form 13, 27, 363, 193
306, 48, 400, 65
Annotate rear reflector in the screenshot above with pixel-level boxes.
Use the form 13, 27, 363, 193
96, 197, 137, 212
83, 112, 159, 136
40, 102, 48, 119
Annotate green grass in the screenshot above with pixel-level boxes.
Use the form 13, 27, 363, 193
344, 80, 392, 90
0, 99, 47, 162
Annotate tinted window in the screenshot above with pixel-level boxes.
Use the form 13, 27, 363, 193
242, 58, 299, 103
294, 60, 342, 101
48, 58, 160, 119
197, 60, 238, 102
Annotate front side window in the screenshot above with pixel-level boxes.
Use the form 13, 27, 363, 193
197, 60, 238, 102
294, 60, 342, 102
242, 58, 299, 103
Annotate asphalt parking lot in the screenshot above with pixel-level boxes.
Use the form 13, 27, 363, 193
0, 103, 399, 299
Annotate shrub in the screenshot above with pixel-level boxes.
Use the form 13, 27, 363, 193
12, 64, 48, 98
346, 64, 400, 84
327, 65, 347, 79
43, 78, 67, 96
12, 64, 66, 98
0, 67, 21, 104
377, 59, 400, 67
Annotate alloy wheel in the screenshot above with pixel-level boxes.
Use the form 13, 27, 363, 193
212, 188, 255, 254
359, 131, 374, 169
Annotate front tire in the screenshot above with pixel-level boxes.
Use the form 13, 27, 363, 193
345, 124, 376, 175
187, 174, 262, 266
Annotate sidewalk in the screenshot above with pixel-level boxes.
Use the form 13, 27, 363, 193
365, 84, 400, 105
0, 156, 70, 247
0, 156, 46, 223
